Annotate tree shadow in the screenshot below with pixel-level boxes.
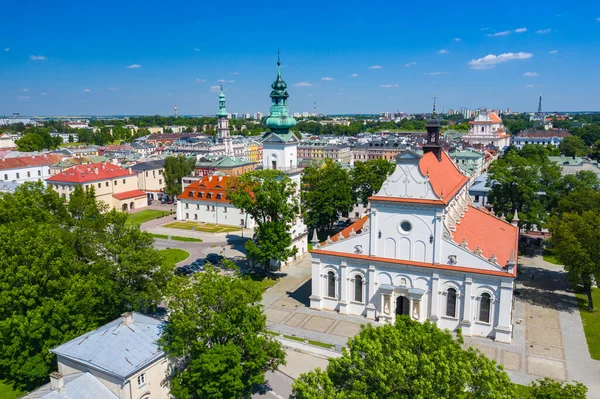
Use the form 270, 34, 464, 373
286, 278, 312, 307
515, 265, 579, 313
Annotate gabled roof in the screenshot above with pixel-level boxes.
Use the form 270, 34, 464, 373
22, 372, 117, 399
178, 175, 232, 203
46, 163, 135, 183
262, 131, 299, 144
51, 312, 164, 380
452, 205, 518, 268
112, 189, 147, 200
0, 154, 63, 171
130, 159, 165, 172
418, 151, 469, 201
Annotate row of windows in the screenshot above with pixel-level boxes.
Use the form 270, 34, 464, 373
184, 203, 244, 214
326, 271, 364, 303
3, 169, 45, 180
188, 191, 224, 200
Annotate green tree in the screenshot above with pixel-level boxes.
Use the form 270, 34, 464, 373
527, 378, 587, 399
163, 155, 196, 198
0, 183, 171, 389
227, 169, 300, 272
158, 267, 285, 399
15, 133, 45, 151
302, 159, 354, 234
350, 159, 395, 207
558, 136, 590, 157
291, 317, 515, 399
549, 211, 600, 310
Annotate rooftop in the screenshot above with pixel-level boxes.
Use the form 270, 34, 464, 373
0, 153, 63, 171
130, 159, 165, 172
46, 162, 135, 184
22, 372, 117, 399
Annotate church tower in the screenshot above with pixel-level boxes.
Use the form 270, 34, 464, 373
217, 85, 233, 156
422, 97, 442, 161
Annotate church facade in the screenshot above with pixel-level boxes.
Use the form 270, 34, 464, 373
463, 110, 511, 149
309, 115, 518, 343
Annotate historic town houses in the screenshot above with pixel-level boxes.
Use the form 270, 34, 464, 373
309, 115, 519, 343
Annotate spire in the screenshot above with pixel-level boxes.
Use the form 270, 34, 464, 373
264, 51, 297, 133
537, 95, 542, 114
217, 84, 228, 118
423, 94, 442, 161
511, 209, 519, 227
432, 95, 437, 117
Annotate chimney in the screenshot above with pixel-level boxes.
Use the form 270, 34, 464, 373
121, 312, 134, 325
94, 167, 99, 174
50, 372, 65, 393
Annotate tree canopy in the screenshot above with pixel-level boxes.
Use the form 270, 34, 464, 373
158, 266, 285, 399
163, 155, 196, 198
0, 183, 171, 389
302, 159, 354, 234
291, 317, 515, 399
227, 169, 301, 271
350, 159, 395, 207
558, 136, 590, 157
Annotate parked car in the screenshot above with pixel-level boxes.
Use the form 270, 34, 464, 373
189, 263, 204, 273
205, 253, 224, 265
175, 265, 193, 276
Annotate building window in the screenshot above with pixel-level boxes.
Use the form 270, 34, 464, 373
16, 173, 19, 179
3, 174, 7, 180
216, 194, 222, 200
98, 183, 101, 188
479, 293, 491, 323
223, 207, 227, 213
185, 213, 189, 219
145, 171, 148, 177
211, 206, 215, 211
400, 221, 412, 233
159, 179, 162, 184
37, 170, 41, 176
354, 275, 363, 302
122, 179, 126, 184
241, 219, 245, 226
474, 195, 480, 203
185, 204, 189, 209
194, 214, 198, 220
114, 180, 117, 185
106, 182, 109, 187
446, 288, 457, 318
327, 271, 336, 298
206, 205, 210, 210
137, 373, 146, 388
196, 204, 200, 210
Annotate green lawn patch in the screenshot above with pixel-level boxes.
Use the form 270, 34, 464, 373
542, 249, 562, 265
576, 286, 600, 360
127, 210, 171, 226
164, 221, 240, 233
159, 248, 190, 266
0, 380, 25, 399
267, 331, 336, 350
150, 233, 202, 242
245, 273, 280, 290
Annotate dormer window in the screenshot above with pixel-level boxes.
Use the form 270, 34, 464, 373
188, 191, 194, 197
216, 194, 222, 200
198, 192, 203, 198
207, 193, 212, 199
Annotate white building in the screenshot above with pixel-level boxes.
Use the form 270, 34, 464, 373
463, 110, 511, 148
0, 153, 63, 185
309, 118, 519, 343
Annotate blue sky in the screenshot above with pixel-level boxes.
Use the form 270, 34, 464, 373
2, 0, 600, 116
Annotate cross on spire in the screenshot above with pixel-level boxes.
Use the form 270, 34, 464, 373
276, 48, 281, 66
220, 83, 223, 91
432, 95, 437, 116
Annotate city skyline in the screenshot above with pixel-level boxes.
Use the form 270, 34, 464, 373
2, 0, 600, 116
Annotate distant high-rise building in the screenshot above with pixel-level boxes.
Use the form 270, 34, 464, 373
447, 109, 455, 116
174, 104, 178, 118
231, 112, 240, 119
243, 113, 251, 119
254, 112, 263, 120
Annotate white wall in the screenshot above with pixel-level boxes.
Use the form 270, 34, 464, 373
0, 165, 52, 185
178, 199, 256, 228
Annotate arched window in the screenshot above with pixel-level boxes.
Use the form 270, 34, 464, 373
479, 293, 491, 323
327, 271, 335, 298
354, 275, 363, 302
446, 288, 457, 318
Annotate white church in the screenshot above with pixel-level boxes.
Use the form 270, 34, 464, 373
309, 115, 519, 343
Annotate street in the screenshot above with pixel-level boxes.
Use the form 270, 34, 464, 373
252, 371, 293, 399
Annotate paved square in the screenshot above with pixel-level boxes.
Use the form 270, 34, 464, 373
284, 313, 308, 328
526, 326, 563, 347
330, 321, 363, 337
526, 344, 564, 360
528, 305, 558, 318
465, 344, 498, 362
527, 356, 567, 380
527, 314, 560, 330
265, 308, 293, 324
500, 351, 522, 372
272, 298, 303, 309
301, 316, 336, 333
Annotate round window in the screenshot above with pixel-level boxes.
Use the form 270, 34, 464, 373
400, 221, 412, 232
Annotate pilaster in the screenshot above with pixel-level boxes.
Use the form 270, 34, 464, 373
494, 280, 514, 343
365, 264, 377, 319
429, 273, 440, 322
338, 262, 348, 314
309, 257, 322, 310
461, 277, 473, 335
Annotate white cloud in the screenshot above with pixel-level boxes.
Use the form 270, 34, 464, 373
126, 64, 141, 69
404, 61, 417, 67
321, 77, 334, 81
195, 78, 206, 83
486, 30, 511, 37
210, 85, 221, 92
227, 80, 235, 83
294, 82, 313, 87
83, 88, 91, 92
380, 84, 399, 88
194, 48, 200, 52
514, 27, 527, 33
29, 55, 46, 61
536, 29, 551, 34
596, 17, 600, 21
351, 73, 359, 77
549, 50, 559, 54
437, 49, 449, 54
4, 48, 9, 52
17, 96, 29, 100
368, 65, 382, 69
468, 52, 533, 70
231, 72, 239, 75
523, 72, 538, 77
423, 72, 446, 76
453, 38, 461, 42
22, 88, 29, 92
40, 92, 47, 96
524, 84, 535, 88
481, 27, 490, 31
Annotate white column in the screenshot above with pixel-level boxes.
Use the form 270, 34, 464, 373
432, 213, 443, 264
461, 277, 473, 335
368, 210, 378, 257
309, 257, 322, 310
494, 280, 513, 343
338, 262, 348, 314
365, 264, 377, 319
429, 273, 440, 322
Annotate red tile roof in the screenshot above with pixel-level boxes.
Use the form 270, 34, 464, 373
112, 189, 147, 200
0, 154, 63, 171
419, 151, 469, 202
178, 175, 232, 203
325, 216, 369, 244
489, 112, 501, 123
46, 162, 135, 183
452, 205, 518, 268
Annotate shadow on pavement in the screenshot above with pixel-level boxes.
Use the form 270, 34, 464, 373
287, 278, 311, 307
516, 264, 579, 313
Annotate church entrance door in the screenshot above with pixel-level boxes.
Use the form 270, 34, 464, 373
396, 296, 410, 316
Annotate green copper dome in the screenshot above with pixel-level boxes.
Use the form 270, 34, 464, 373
217, 85, 228, 118
264, 56, 296, 132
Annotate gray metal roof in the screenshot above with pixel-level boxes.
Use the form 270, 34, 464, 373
130, 159, 165, 172
21, 372, 117, 399
50, 312, 164, 380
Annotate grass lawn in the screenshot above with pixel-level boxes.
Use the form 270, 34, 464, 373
164, 221, 240, 233
575, 286, 600, 360
127, 210, 171, 226
0, 380, 25, 399
159, 248, 190, 266
150, 233, 202, 242
542, 249, 562, 265
266, 331, 336, 350
245, 273, 280, 291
